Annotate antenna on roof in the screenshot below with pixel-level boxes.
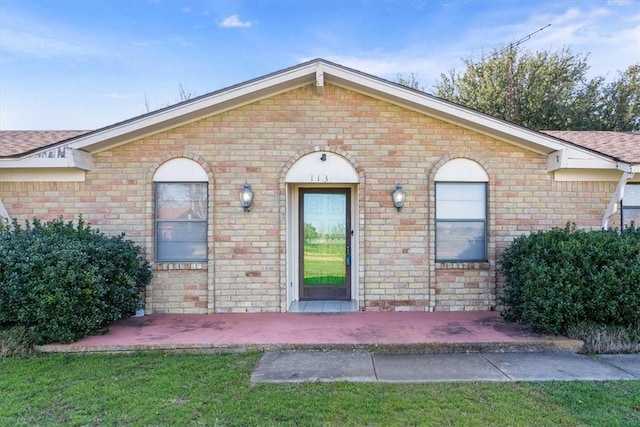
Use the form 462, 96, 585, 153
497, 24, 551, 122
498, 24, 551, 55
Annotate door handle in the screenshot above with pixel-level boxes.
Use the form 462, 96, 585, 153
346, 244, 351, 266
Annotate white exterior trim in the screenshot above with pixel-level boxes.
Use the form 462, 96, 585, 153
285, 152, 359, 183
602, 171, 635, 229
0, 199, 10, 221
0, 148, 93, 170
553, 169, 640, 182
547, 148, 618, 172
434, 158, 489, 182
2, 59, 632, 179
0, 168, 86, 182
285, 183, 359, 310
153, 158, 208, 182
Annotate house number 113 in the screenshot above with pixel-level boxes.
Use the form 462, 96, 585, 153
311, 174, 329, 182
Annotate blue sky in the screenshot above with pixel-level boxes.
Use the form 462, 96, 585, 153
1, 0, 638, 130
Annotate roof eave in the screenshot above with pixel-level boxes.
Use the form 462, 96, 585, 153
0, 148, 93, 170
68, 62, 320, 154
323, 66, 578, 156
5, 59, 625, 171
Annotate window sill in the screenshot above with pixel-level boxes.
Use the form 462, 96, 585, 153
436, 262, 490, 270
153, 262, 208, 271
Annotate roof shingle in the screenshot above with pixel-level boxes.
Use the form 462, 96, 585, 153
0, 130, 89, 157
542, 131, 640, 164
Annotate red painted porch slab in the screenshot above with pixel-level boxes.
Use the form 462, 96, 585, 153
36, 311, 582, 354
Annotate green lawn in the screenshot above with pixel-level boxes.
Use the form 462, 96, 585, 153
1, 352, 639, 426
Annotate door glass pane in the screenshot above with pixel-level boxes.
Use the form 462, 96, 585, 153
303, 193, 346, 286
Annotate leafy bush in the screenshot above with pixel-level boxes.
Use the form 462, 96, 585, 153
500, 223, 640, 335
0, 217, 152, 344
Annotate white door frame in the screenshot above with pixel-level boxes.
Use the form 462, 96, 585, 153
285, 183, 359, 310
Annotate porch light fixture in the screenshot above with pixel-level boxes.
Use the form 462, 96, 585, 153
240, 182, 254, 212
392, 184, 406, 212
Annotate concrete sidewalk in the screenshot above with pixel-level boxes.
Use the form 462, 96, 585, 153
251, 351, 640, 383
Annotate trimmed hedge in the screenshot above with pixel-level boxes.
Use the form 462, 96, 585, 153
499, 224, 640, 335
0, 217, 152, 344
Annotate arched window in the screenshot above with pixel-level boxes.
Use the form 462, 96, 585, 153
434, 159, 488, 262
153, 158, 208, 262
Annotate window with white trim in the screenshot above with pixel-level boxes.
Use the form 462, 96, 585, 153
622, 183, 640, 228
435, 159, 488, 262
153, 159, 208, 262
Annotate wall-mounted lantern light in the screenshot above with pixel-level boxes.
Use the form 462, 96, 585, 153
240, 182, 254, 212
392, 184, 406, 212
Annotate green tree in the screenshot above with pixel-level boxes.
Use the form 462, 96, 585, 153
433, 47, 612, 130
596, 63, 640, 131
395, 72, 425, 91
423, 47, 639, 131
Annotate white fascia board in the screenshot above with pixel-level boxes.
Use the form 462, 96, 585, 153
323, 67, 569, 155
68, 64, 318, 154
617, 162, 640, 174
547, 149, 617, 172
73, 58, 572, 158
0, 148, 93, 170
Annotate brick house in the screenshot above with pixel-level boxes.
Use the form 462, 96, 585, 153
1, 59, 638, 314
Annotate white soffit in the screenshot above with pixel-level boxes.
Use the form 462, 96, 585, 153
286, 151, 359, 183
0, 168, 85, 182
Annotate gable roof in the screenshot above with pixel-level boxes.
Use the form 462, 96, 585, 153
0, 58, 637, 173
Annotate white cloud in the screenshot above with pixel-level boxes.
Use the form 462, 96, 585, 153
100, 92, 138, 100
219, 14, 252, 28
304, 2, 640, 92
521, 5, 640, 79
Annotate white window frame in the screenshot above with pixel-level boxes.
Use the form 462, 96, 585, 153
153, 159, 208, 262
434, 159, 489, 262
622, 183, 640, 229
